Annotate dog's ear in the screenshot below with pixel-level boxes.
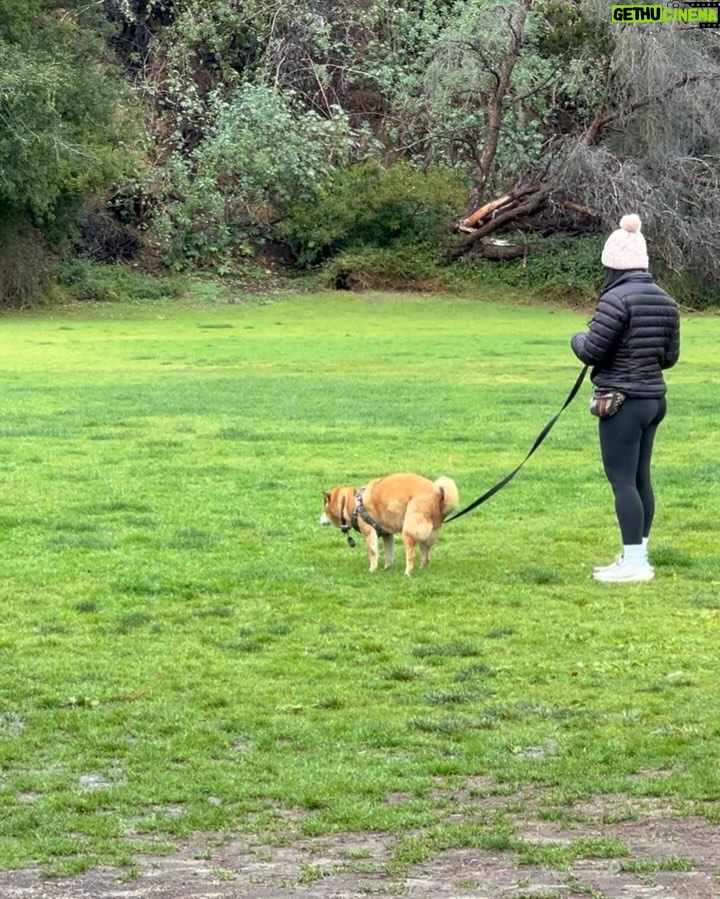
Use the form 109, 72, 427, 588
323, 491, 331, 504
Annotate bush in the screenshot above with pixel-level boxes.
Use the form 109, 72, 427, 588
0, 217, 53, 309
320, 235, 603, 302
151, 85, 354, 270
654, 268, 720, 310
279, 161, 469, 266
56, 261, 188, 304
322, 244, 449, 292
456, 237, 720, 309
455, 235, 602, 303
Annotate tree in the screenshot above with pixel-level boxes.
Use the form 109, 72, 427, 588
443, 0, 720, 287
0, 1, 136, 218
550, 2, 720, 286
0, 0, 140, 305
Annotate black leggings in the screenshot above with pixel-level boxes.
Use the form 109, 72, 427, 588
598, 397, 667, 545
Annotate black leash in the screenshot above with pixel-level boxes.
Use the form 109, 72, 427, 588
444, 365, 589, 524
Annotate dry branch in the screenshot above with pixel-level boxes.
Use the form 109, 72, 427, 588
561, 201, 605, 220
448, 185, 549, 260
581, 72, 720, 146
458, 194, 512, 230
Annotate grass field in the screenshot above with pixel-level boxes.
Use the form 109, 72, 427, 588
0, 287, 718, 876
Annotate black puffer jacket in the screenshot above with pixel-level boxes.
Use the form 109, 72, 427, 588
571, 271, 680, 398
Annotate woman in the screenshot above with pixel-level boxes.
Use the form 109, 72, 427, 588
571, 214, 680, 583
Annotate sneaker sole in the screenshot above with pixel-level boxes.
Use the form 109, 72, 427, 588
593, 564, 654, 574
593, 571, 655, 583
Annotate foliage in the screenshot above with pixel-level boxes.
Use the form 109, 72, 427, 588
152, 84, 354, 269
0, 2, 136, 219
0, 214, 53, 309
319, 234, 716, 309
320, 244, 451, 292
0, 0, 142, 306
653, 268, 720, 311
55, 260, 188, 304
552, 0, 720, 289
3, 0, 720, 294
329, 0, 544, 189
536, 0, 611, 58
319, 235, 602, 302
461, 235, 604, 302
279, 161, 469, 266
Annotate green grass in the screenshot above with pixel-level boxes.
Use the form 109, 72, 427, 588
0, 287, 718, 875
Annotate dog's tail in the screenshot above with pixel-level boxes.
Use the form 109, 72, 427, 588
434, 476, 459, 519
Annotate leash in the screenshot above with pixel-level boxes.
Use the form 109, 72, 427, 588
444, 365, 589, 524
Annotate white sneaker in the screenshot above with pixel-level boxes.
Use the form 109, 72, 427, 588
593, 559, 655, 583
593, 554, 623, 573
594, 554, 654, 575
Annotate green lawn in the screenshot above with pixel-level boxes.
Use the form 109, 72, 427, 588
0, 288, 718, 875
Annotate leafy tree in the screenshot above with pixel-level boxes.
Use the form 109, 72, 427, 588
0, 0, 140, 305
151, 84, 354, 268
0, 1, 136, 219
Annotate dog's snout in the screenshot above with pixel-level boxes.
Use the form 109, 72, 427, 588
319, 512, 331, 525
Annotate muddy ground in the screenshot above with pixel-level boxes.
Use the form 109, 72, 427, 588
2, 784, 718, 898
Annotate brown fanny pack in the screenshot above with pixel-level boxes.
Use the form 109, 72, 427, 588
589, 388, 626, 419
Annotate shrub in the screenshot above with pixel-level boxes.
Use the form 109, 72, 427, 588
279, 161, 469, 266
56, 261, 187, 304
151, 85, 354, 270
454, 235, 602, 303
0, 217, 53, 309
321, 244, 449, 292
654, 268, 720, 310
456, 237, 720, 309
321, 234, 602, 302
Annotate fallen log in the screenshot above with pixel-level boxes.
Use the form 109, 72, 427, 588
561, 201, 604, 221
448, 187, 549, 260
466, 240, 528, 260
459, 194, 512, 230
457, 183, 544, 233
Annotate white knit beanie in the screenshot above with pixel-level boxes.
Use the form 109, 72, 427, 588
600, 214, 649, 270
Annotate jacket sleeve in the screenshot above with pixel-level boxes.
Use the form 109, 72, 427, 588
570, 291, 627, 365
662, 315, 680, 370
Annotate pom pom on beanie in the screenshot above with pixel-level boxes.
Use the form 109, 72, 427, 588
619, 213, 641, 233
601, 214, 649, 270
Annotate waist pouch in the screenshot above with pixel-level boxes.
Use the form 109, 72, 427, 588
589, 388, 626, 419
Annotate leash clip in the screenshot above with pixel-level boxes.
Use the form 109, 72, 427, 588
341, 527, 356, 549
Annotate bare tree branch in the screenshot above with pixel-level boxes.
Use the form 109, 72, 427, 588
467, 0, 533, 209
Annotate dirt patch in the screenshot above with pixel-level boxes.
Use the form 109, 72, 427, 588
1, 792, 718, 898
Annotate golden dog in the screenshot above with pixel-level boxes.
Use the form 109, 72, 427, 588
320, 473, 459, 575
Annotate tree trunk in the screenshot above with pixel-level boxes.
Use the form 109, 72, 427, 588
466, 0, 534, 211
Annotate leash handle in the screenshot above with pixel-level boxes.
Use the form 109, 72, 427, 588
444, 365, 589, 524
